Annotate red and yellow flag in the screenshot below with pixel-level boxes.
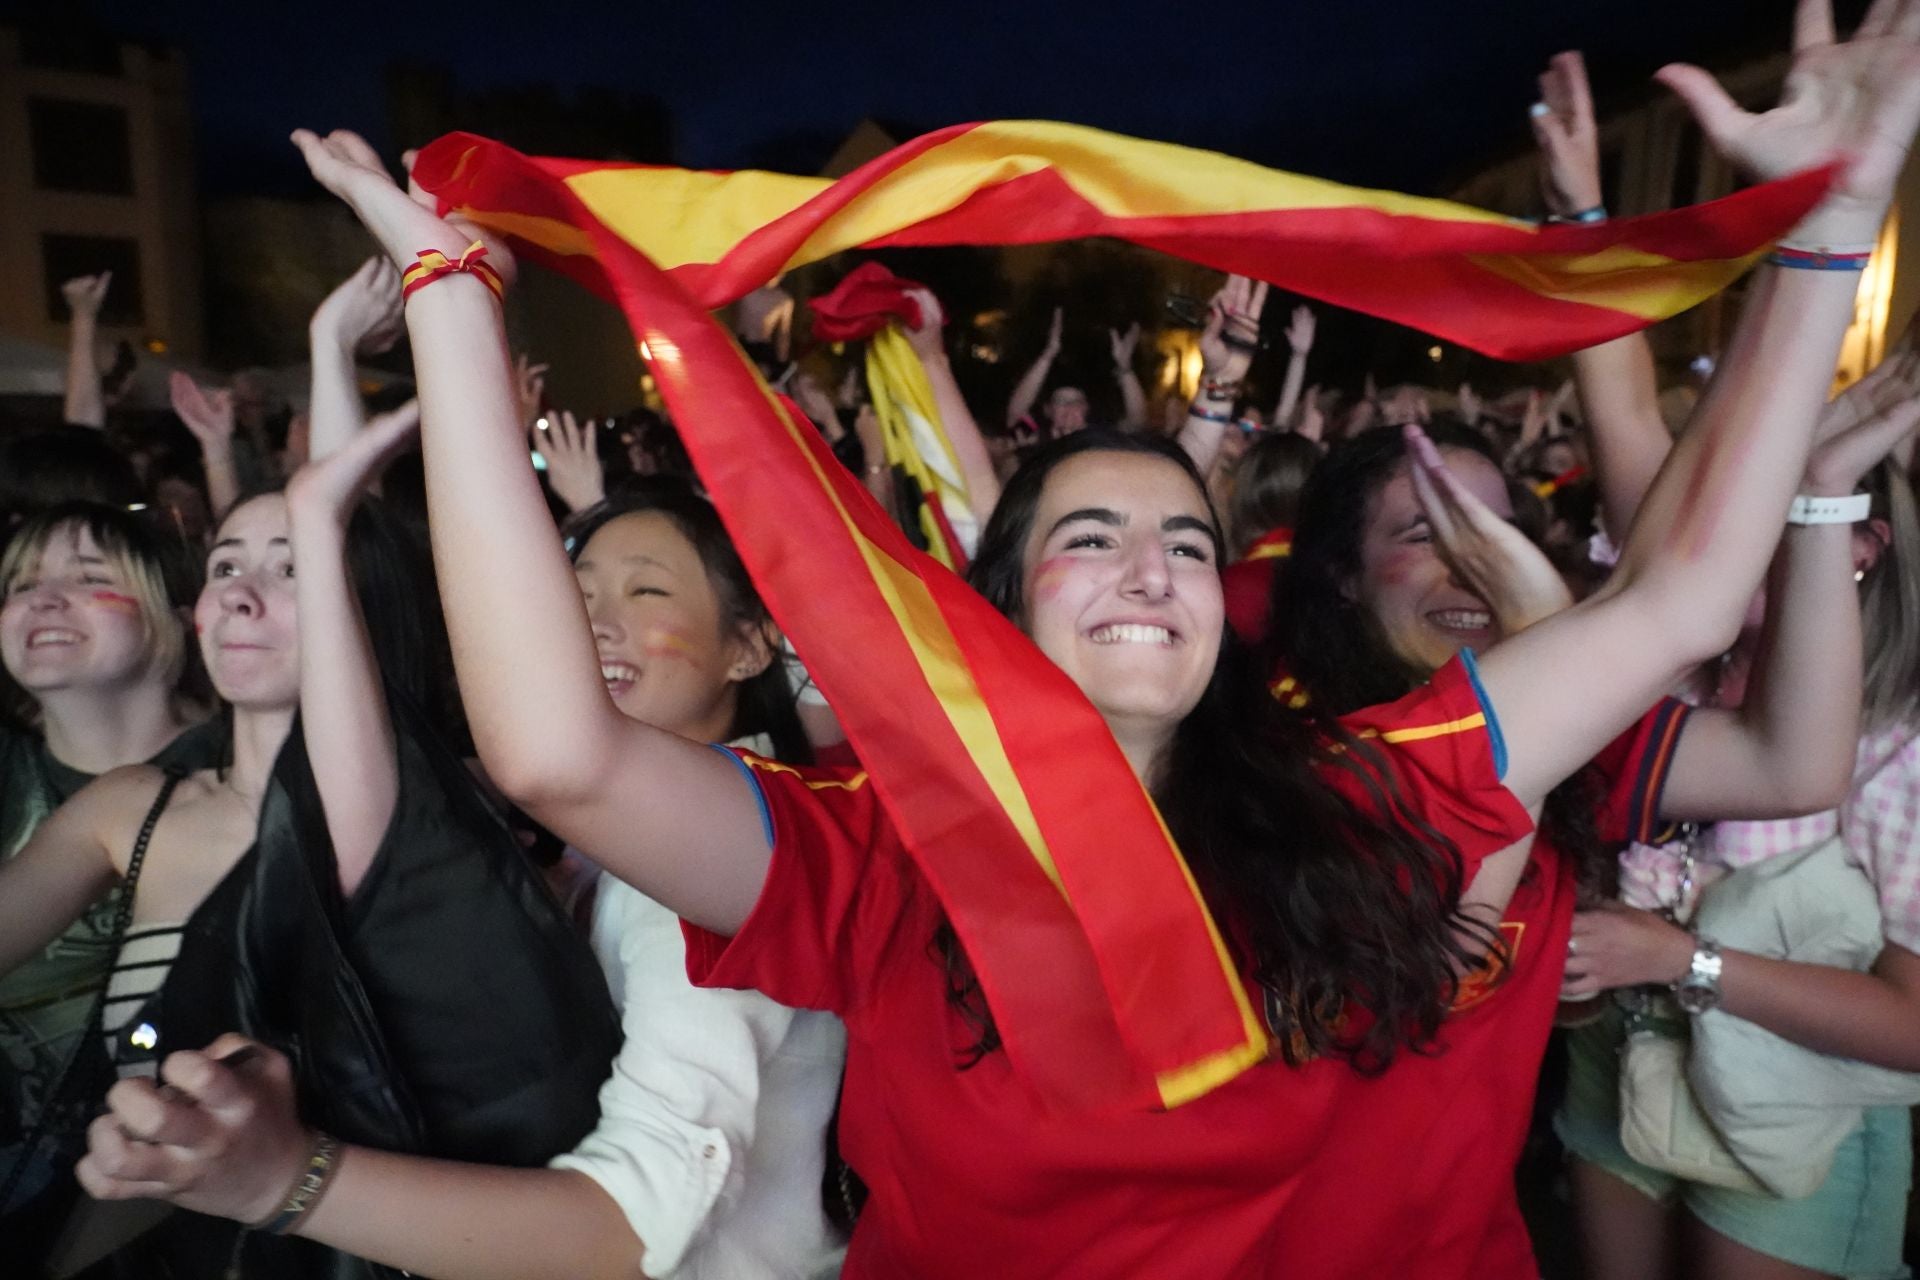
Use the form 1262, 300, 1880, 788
410, 121, 1824, 1111
415, 118, 1829, 362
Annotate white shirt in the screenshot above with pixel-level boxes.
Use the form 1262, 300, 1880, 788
551, 868, 848, 1279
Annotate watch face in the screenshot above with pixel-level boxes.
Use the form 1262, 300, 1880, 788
1675, 981, 1718, 1015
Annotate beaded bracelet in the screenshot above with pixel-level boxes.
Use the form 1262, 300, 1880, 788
401, 240, 506, 301
1187, 403, 1235, 424
254, 1132, 341, 1236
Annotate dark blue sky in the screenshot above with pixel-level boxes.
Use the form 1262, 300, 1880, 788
80, 0, 1804, 194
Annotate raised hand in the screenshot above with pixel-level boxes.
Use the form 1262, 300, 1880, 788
534, 409, 607, 514
1043, 306, 1064, 358
903, 287, 947, 358
1531, 51, 1602, 217
285, 400, 421, 525
1198, 275, 1268, 385
312, 256, 404, 355
1520, 388, 1548, 447
169, 371, 236, 450
1404, 423, 1573, 636
514, 353, 550, 429
61, 272, 112, 323
1109, 322, 1141, 370
1806, 384, 1920, 495
1656, 0, 1920, 240
75, 1036, 311, 1226
1284, 305, 1316, 356
1457, 381, 1484, 427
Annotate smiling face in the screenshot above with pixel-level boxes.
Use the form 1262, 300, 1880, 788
1018, 450, 1224, 758
195, 494, 300, 710
1, 523, 161, 698
573, 511, 760, 743
1046, 386, 1090, 434
1349, 447, 1512, 675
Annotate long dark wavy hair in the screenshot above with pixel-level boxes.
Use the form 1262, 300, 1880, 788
1269, 422, 1605, 897
562, 480, 811, 765
955, 429, 1493, 1074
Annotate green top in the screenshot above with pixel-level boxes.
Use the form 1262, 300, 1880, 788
0, 719, 222, 1146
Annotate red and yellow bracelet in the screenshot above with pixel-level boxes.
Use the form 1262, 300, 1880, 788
401, 240, 505, 301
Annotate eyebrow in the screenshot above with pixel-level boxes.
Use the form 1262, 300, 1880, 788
1047, 508, 1217, 540
576, 553, 674, 573
209, 537, 291, 552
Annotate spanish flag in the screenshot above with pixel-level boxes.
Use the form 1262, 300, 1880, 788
809, 262, 976, 571
414, 118, 1829, 362
410, 122, 1823, 1110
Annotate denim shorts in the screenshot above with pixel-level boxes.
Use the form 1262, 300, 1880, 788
1553, 1006, 1913, 1280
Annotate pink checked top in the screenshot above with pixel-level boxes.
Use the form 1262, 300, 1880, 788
1619, 722, 1920, 953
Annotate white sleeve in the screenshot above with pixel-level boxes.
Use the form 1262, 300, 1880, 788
551, 879, 800, 1277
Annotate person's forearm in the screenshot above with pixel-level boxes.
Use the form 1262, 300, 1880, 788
307, 328, 368, 463
1116, 369, 1147, 430
64, 316, 104, 428
297, 1149, 643, 1280
1708, 946, 1920, 1070
920, 350, 1002, 520
404, 280, 631, 797
1605, 262, 1860, 653
1662, 521, 1860, 820
1574, 335, 1670, 540
202, 444, 241, 518
1272, 351, 1308, 429
1176, 403, 1230, 474
288, 506, 397, 896
1005, 350, 1052, 428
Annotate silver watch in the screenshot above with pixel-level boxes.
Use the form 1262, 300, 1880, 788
1673, 936, 1723, 1015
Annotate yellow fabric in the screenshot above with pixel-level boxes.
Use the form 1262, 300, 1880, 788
865, 326, 973, 569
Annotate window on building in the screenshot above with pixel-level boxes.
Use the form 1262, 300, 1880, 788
29, 98, 135, 195
42, 235, 143, 325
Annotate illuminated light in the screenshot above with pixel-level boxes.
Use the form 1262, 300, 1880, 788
145, 338, 168, 355
536, 416, 550, 432
639, 341, 653, 361
125, 503, 148, 512
130, 1022, 158, 1051
1428, 345, 1444, 361
1180, 344, 1203, 399
1834, 206, 1901, 391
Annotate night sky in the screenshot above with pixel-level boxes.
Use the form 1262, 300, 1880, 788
78, 0, 1811, 196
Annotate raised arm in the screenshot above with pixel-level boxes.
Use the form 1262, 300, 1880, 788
283, 402, 421, 896
1660, 394, 1920, 819
1532, 51, 1678, 537
1005, 306, 1062, 429
1110, 323, 1148, 429
290, 130, 769, 933
61, 272, 112, 428
1472, 0, 1920, 812
307, 257, 403, 463
1176, 275, 1267, 473
903, 286, 1003, 521
1272, 306, 1315, 429
169, 372, 242, 519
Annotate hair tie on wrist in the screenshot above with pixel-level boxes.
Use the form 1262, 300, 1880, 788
401, 240, 506, 301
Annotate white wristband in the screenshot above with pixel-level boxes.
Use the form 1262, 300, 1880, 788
1785, 492, 1871, 525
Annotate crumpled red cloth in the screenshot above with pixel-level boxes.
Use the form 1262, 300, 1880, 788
807, 261, 931, 342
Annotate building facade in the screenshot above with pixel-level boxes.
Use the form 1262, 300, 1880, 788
0, 25, 204, 362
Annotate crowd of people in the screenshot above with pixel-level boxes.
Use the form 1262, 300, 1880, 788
4, 8, 1920, 1278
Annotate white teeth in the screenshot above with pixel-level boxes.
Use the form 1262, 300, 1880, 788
26, 629, 83, 648
1429, 610, 1493, 631
1089, 623, 1174, 646
600, 662, 638, 683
